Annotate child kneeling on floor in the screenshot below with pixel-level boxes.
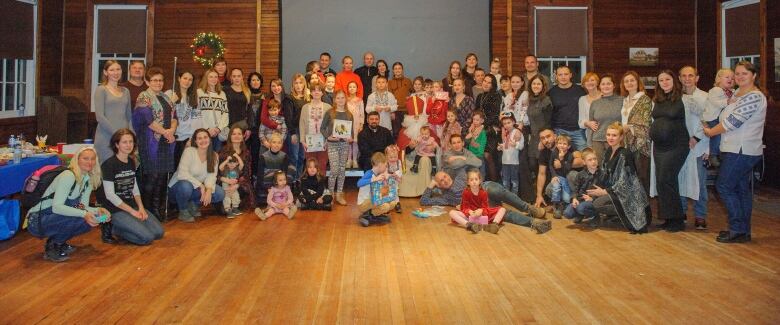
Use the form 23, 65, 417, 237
257, 170, 297, 220
356, 152, 399, 226
449, 168, 506, 234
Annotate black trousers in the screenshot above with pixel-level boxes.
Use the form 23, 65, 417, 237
653, 145, 689, 220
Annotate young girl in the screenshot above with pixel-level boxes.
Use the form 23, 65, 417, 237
489, 58, 502, 82
497, 115, 524, 193
323, 74, 336, 105
426, 80, 448, 138
448, 169, 506, 234
465, 111, 487, 172
258, 99, 287, 153
441, 109, 462, 152
549, 135, 574, 219
705, 68, 735, 167
299, 84, 331, 173
410, 126, 439, 175
305, 60, 325, 86
219, 153, 244, 218
298, 158, 333, 211
346, 81, 365, 168
259, 171, 296, 220
321, 90, 354, 205
385, 145, 403, 213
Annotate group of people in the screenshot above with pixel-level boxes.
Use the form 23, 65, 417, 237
25, 51, 766, 262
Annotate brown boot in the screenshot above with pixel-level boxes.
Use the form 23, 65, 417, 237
530, 219, 552, 234
335, 192, 347, 205
529, 206, 547, 219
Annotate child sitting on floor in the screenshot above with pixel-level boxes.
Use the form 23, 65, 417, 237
565, 148, 605, 224
448, 169, 506, 234
410, 125, 439, 175
356, 152, 399, 226
258, 170, 296, 220
298, 157, 332, 211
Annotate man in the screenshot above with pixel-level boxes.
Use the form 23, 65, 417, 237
335, 56, 364, 99
535, 128, 584, 209
319, 52, 336, 76
354, 52, 378, 103
521, 55, 551, 89
678, 66, 710, 230
121, 60, 147, 107
549, 66, 588, 151
357, 111, 394, 170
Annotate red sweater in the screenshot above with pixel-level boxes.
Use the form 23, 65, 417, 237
461, 188, 501, 221
335, 71, 364, 99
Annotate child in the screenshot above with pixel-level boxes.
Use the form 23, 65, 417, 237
448, 169, 506, 234
259, 170, 296, 220
441, 109, 462, 152
346, 81, 365, 169
385, 145, 403, 213
258, 99, 287, 153
305, 60, 325, 86
465, 111, 487, 173
489, 58, 502, 82
411, 126, 439, 175
298, 157, 332, 210
549, 134, 574, 219
427, 80, 449, 138
705, 68, 735, 167
323, 73, 336, 105
356, 152, 399, 226
321, 90, 354, 205
497, 115, 524, 193
254, 132, 294, 207
219, 153, 244, 218
365, 76, 398, 131
402, 91, 428, 142
565, 148, 605, 224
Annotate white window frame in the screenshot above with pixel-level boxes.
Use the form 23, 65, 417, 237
533, 6, 588, 85
0, 0, 37, 119
91, 4, 147, 111
721, 0, 760, 69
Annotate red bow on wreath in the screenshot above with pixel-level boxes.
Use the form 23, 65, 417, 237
195, 46, 207, 57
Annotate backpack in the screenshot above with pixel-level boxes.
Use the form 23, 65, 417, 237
20, 165, 69, 209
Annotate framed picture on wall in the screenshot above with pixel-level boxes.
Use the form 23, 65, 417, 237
629, 48, 659, 66
641, 76, 657, 90
774, 38, 780, 82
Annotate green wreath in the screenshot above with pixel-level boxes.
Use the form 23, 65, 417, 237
191, 32, 226, 68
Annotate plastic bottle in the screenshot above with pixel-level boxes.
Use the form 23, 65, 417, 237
8, 135, 16, 147
13, 147, 21, 164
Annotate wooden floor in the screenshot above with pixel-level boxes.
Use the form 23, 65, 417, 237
1, 188, 780, 324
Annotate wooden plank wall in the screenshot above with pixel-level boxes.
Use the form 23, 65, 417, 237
762, 0, 779, 187
37, 0, 63, 97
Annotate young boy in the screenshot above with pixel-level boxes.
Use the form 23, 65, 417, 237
564, 148, 605, 224
548, 134, 574, 219
365, 76, 398, 131
254, 132, 293, 210
356, 152, 399, 227
497, 115, 524, 193
323, 73, 336, 105
410, 126, 439, 175
219, 153, 244, 218
258, 99, 287, 153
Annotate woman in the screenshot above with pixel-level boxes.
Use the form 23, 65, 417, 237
703, 61, 766, 243
442, 61, 463, 94
587, 74, 623, 159
620, 71, 652, 192
371, 60, 389, 91
475, 74, 503, 181
526, 75, 553, 173
586, 122, 650, 234
246, 72, 265, 176
168, 128, 225, 222
260, 78, 295, 142
197, 68, 229, 152
462, 53, 479, 95
288, 73, 310, 178
449, 78, 475, 137
132, 67, 178, 222
166, 71, 200, 167
94, 60, 132, 164
100, 129, 164, 245
299, 83, 331, 173
26, 147, 108, 262
213, 58, 231, 89
225, 68, 250, 129
220, 126, 255, 209
388, 62, 412, 136
650, 70, 690, 232
578, 72, 601, 147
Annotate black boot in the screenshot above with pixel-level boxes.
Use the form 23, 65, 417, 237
44, 239, 68, 262
101, 222, 117, 244
151, 174, 169, 222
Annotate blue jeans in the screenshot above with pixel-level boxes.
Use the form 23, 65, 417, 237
111, 210, 164, 245
716, 152, 761, 235
170, 180, 226, 210
211, 136, 223, 153
555, 128, 587, 151
285, 136, 304, 179
707, 120, 720, 156
483, 181, 533, 227
501, 164, 519, 193
32, 214, 92, 244
564, 200, 596, 219
550, 176, 572, 203
680, 156, 708, 218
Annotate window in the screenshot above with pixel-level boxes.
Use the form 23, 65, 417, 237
0, 0, 36, 118
721, 0, 760, 69
534, 7, 588, 84
91, 5, 147, 110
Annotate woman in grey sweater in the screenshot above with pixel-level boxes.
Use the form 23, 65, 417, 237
587, 74, 623, 159
94, 60, 132, 163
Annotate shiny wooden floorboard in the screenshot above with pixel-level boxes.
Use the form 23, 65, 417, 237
1, 189, 779, 324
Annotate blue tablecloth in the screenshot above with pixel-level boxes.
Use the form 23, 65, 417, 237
0, 156, 61, 197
